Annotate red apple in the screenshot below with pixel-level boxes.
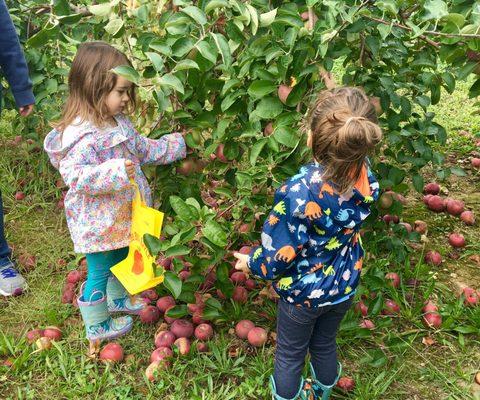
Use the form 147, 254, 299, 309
238, 246, 252, 255
422, 301, 438, 314
427, 195, 445, 212
247, 327, 268, 347
354, 301, 368, 317
170, 319, 194, 339
66, 270, 82, 284
414, 220, 428, 234
26, 329, 44, 344
460, 211, 475, 226
278, 84, 293, 104
337, 376, 355, 391
445, 199, 465, 216
422, 312, 442, 329
14, 191, 25, 201
424, 251, 442, 266
140, 306, 161, 324
194, 323, 214, 341
156, 296, 176, 313
155, 331, 176, 348
99, 343, 124, 362
448, 233, 466, 248
230, 272, 247, 285
424, 183, 440, 195
215, 144, 228, 163
196, 342, 209, 353
232, 286, 248, 304
150, 346, 173, 363
462, 287, 479, 307
173, 337, 191, 355
264, 122, 274, 136
383, 299, 400, 315
235, 320, 255, 339
471, 157, 480, 168
43, 326, 62, 341
359, 319, 375, 330
385, 272, 400, 288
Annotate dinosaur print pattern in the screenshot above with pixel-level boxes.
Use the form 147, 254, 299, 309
247, 161, 379, 308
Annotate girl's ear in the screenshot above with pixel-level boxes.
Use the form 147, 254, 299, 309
307, 129, 313, 148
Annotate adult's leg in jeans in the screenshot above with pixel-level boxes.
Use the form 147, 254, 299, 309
0, 190, 12, 264
309, 298, 353, 385
273, 300, 318, 398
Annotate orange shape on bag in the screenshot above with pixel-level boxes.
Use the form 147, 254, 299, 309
132, 250, 144, 275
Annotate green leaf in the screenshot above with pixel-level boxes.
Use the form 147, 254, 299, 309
169, 196, 198, 221
469, 78, 480, 98
211, 33, 232, 68
376, 0, 398, 15
165, 304, 188, 318
143, 234, 162, 256
178, 290, 196, 303
26, 23, 59, 48
216, 263, 230, 282
252, 97, 283, 120
104, 18, 124, 35
202, 306, 221, 320
453, 326, 479, 334
196, 41, 218, 64
181, 6, 207, 26
159, 73, 185, 94
205, 0, 230, 14
202, 220, 228, 247
250, 138, 268, 166
165, 245, 191, 257
273, 126, 299, 148
423, 0, 448, 21
412, 174, 424, 193
248, 80, 277, 98
260, 9, 277, 27
145, 52, 164, 72
163, 271, 182, 299
88, 3, 112, 17
111, 65, 140, 85
205, 297, 223, 310
450, 167, 467, 177
172, 59, 200, 72
246, 4, 258, 35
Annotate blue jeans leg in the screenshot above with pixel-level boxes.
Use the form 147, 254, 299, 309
309, 298, 352, 385
273, 300, 317, 398
0, 190, 12, 266
273, 298, 352, 398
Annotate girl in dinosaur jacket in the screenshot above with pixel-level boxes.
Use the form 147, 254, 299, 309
234, 86, 382, 400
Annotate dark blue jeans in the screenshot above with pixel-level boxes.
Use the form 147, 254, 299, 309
273, 297, 353, 398
0, 190, 11, 266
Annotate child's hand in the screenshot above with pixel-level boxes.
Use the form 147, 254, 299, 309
233, 252, 250, 275
125, 160, 135, 180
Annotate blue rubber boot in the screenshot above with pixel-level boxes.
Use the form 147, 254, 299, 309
308, 362, 342, 400
106, 276, 146, 315
78, 291, 133, 342
270, 375, 315, 400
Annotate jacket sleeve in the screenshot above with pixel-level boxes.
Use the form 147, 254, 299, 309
59, 139, 131, 195
134, 131, 187, 165
0, 0, 34, 107
247, 186, 313, 280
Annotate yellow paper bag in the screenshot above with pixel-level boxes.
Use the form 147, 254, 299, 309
111, 182, 164, 294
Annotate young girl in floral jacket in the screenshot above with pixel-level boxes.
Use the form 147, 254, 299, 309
44, 42, 186, 344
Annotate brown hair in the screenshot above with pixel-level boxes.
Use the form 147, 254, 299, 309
306, 87, 383, 194
54, 41, 136, 132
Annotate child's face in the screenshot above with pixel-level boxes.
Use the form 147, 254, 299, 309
105, 76, 132, 117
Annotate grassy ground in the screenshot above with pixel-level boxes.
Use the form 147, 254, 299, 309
0, 80, 480, 399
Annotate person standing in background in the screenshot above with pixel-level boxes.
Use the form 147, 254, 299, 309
0, 0, 35, 296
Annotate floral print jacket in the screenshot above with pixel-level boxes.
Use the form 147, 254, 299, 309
44, 114, 186, 254
247, 161, 379, 308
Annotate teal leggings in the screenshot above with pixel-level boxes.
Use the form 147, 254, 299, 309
83, 247, 129, 302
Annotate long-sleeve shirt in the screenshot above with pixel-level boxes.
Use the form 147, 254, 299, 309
247, 162, 379, 308
44, 114, 186, 253
0, 0, 34, 108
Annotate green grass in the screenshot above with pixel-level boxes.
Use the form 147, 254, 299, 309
1, 84, 480, 399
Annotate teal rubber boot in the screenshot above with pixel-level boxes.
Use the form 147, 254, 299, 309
106, 276, 146, 315
78, 292, 133, 342
308, 362, 342, 400
270, 375, 315, 400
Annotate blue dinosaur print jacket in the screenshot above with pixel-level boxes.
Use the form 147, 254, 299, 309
247, 161, 379, 308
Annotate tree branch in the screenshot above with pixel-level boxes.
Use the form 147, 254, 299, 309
365, 15, 480, 42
